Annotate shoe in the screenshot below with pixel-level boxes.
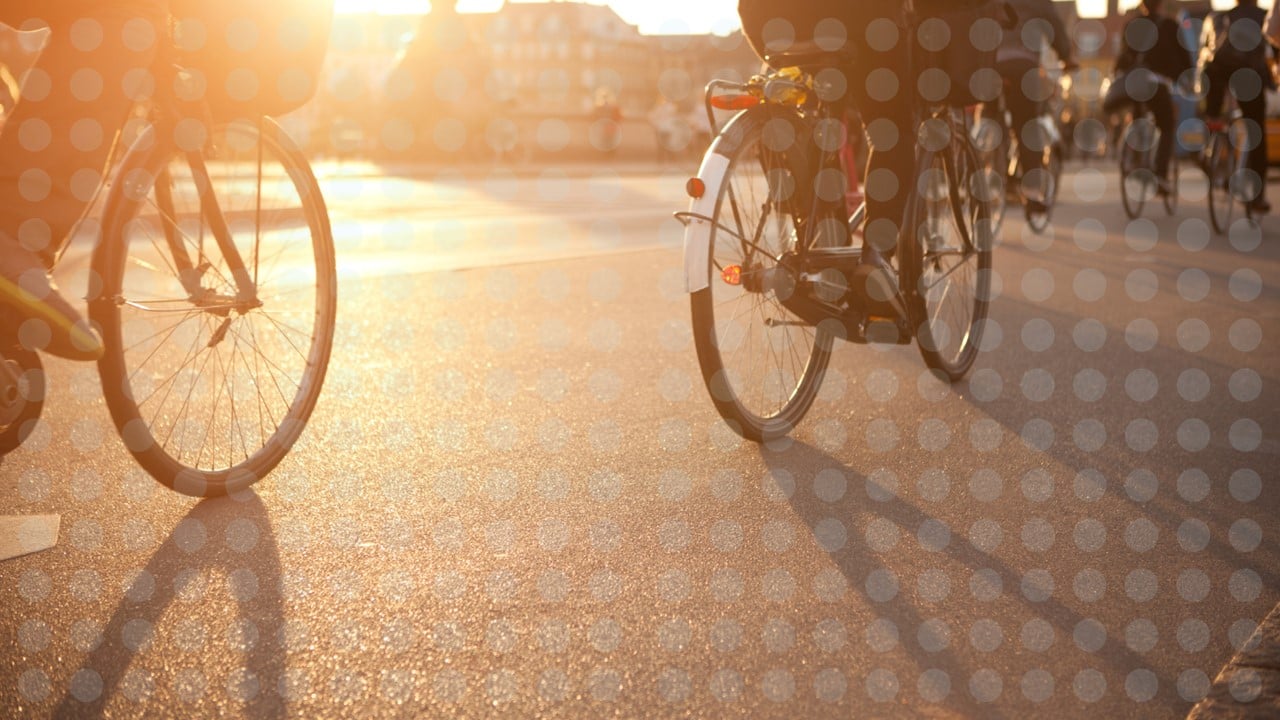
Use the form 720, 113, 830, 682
1247, 198, 1271, 215
0, 239, 103, 361
1155, 177, 1173, 197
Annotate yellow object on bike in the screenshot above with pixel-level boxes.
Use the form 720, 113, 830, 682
766, 67, 809, 106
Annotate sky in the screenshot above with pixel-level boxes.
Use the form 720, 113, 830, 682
334, 0, 1275, 35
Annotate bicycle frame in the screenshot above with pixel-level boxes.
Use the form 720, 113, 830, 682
87, 64, 264, 315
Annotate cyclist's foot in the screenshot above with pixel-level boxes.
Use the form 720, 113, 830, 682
853, 246, 906, 320
1248, 197, 1271, 215
0, 241, 103, 361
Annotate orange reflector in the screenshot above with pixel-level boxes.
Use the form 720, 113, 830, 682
686, 177, 705, 198
710, 94, 760, 110
722, 265, 742, 285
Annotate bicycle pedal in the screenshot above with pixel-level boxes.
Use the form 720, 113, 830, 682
864, 317, 911, 345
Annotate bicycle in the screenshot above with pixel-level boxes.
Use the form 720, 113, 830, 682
0, 25, 337, 497
973, 70, 1068, 235
1203, 108, 1260, 234
1116, 73, 1179, 219
676, 50, 994, 441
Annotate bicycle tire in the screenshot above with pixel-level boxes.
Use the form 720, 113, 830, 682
901, 124, 993, 380
690, 104, 834, 441
1119, 120, 1152, 219
1229, 119, 1260, 224
1024, 144, 1060, 234
91, 118, 337, 497
1163, 154, 1179, 215
971, 113, 1008, 236
0, 334, 45, 455
1207, 131, 1235, 234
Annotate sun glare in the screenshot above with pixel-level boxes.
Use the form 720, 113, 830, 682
333, 0, 1275, 35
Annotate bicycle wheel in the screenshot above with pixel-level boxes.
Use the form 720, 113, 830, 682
0, 332, 45, 455
1023, 144, 1061, 234
1163, 154, 1179, 215
92, 118, 337, 496
690, 105, 833, 441
901, 123, 993, 380
1228, 120, 1260, 223
970, 114, 1008, 235
1206, 131, 1235, 234
1120, 118, 1155, 219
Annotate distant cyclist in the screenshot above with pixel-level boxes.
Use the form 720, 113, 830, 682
992, 0, 1078, 211
1199, 0, 1273, 214
1105, 0, 1193, 196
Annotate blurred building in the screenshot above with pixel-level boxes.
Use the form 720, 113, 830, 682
304, 3, 758, 160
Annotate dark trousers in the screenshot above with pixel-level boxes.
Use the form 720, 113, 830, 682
0, 2, 167, 264
995, 57, 1048, 180
1103, 75, 1176, 179
738, 1, 915, 254
1204, 64, 1270, 201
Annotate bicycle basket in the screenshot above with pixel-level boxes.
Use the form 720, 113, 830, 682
170, 0, 334, 120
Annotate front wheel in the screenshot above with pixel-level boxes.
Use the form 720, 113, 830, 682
92, 118, 337, 497
901, 130, 993, 380
690, 106, 833, 441
0, 332, 45, 455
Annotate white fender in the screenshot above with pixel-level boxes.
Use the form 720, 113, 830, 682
683, 151, 730, 293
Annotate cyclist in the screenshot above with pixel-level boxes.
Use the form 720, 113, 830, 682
1199, 0, 1273, 214
1105, 0, 1192, 197
991, 0, 1077, 212
737, 0, 997, 303
0, 1, 167, 361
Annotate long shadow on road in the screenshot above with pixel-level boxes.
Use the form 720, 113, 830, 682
761, 439, 1185, 719
52, 493, 286, 719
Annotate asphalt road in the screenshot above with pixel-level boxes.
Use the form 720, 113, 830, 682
1, 161, 1277, 718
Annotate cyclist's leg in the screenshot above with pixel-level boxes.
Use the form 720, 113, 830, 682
1150, 83, 1175, 182
0, 1, 164, 360
1233, 76, 1270, 210
1203, 65, 1229, 119
844, 12, 913, 264
1001, 58, 1045, 182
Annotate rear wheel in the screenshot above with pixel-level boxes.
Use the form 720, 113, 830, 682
1120, 117, 1156, 219
901, 126, 993, 380
93, 119, 337, 496
1023, 144, 1061, 234
1229, 119, 1261, 223
691, 107, 833, 441
1207, 131, 1235, 234
971, 113, 1008, 236
1163, 152, 1179, 215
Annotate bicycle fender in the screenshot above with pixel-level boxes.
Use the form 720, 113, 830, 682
683, 151, 730, 293
683, 104, 810, 293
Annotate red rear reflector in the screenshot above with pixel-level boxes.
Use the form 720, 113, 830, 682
711, 94, 760, 110
722, 265, 742, 285
686, 178, 705, 198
